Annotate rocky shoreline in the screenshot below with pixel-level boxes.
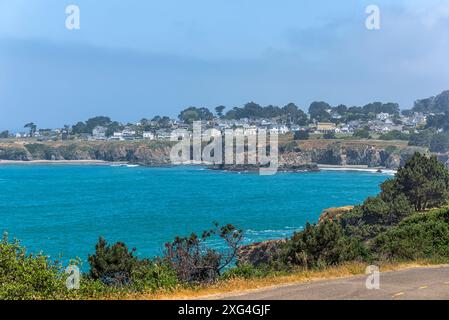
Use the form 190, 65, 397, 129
1, 139, 447, 169
237, 205, 356, 266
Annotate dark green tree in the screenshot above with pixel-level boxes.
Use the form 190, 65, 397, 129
24, 122, 37, 137
105, 121, 123, 137
308, 101, 331, 122
215, 105, 226, 118
426, 112, 449, 132
71, 121, 87, 135
85, 116, 112, 133
283, 221, 365, 268
179, 107, 214, 124
408, 129, 435, 147
71, 116, 112, 134
394, 153, 449, 211
430, 132, 449, 153
294, 130, 309, 140
283, 103, 308, 126
88, 237, 138, 286
353, 128, 370, 139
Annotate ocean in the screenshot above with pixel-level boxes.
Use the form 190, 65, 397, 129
0, 165, 390, 266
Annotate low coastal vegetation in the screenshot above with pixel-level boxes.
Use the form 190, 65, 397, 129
1, 153, 449, 300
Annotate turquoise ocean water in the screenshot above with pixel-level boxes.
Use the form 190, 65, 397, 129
0, 165, 390, 266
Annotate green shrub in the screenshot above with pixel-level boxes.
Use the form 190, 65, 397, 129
372, 207, 449, 261
339, 195, 413, 243
282, 221, 368, 269
394, 153, 449, 211
430, 132, 449, 153
293, 131, 309, 140
379, 130, 409, 141
221, 263, 281, 280
353, 129, 370, 139
0, 234, 67, 300
130, 260, 178, 293
408, 129, 435, 147
88, 237, 138, 286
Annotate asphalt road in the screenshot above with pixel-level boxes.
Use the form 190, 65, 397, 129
217, 266, 449, 300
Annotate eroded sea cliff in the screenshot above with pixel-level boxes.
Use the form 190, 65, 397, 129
0, 139, 442, 169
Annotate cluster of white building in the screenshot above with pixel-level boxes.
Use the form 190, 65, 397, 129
88, 119, 294, 141
8, 111, 429, 142
86, 111, 429, 141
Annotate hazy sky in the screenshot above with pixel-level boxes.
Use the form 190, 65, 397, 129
1, 0, 449, 131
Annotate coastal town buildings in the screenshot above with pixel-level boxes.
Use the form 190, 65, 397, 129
2, 106, 434, 142
142, 132, 155, 140
316, 122, 337, 133
92, 126, 107, 140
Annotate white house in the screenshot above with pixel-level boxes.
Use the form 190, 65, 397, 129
269, 125, 289, 135
110, 132, 124, 141
143, 131, 155, 140
92, 126, 107, 140
376, 113, 391, 121
244, 127, 258, 136
156, 129, 172, 140
15, 132, 27, 138
122, 129, 136, 137
339, 125, 352, 133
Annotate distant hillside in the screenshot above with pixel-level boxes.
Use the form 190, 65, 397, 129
413, 90, 449, 113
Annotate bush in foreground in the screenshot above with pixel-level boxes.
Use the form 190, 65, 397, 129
282, 221, 368, 269
0, 234, 67, 299
163, 223, 243, 284
88, 237, 138, 286
372, 206, 449, 261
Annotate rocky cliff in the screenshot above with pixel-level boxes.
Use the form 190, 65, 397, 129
0, 139, 436, 169
0, 141, 173, 165
318, 206, 354, 223
290, 140, 429, 169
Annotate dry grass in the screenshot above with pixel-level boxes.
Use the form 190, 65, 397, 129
121, 261, 443, 300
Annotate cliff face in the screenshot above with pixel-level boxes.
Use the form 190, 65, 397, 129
0, 141, 173, 165
318, 206, 354, 223
0, 139, 434, 169
291, 140, 428, 169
